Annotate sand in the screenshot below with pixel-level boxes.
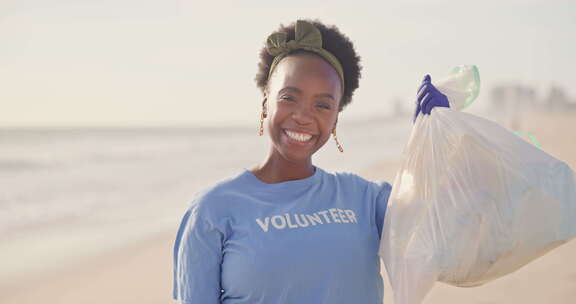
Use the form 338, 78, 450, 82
2, 109, 575, 304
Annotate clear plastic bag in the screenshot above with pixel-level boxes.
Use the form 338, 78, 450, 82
378, 65, 576, 304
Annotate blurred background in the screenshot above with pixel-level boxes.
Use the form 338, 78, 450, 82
0, 0, 575, 303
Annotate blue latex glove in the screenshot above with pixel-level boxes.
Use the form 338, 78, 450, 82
413, 74, 450, 123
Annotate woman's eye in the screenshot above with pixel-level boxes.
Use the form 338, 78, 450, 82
279, 96, 329, 109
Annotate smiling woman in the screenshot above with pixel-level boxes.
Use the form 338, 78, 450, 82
252, 19, 362, 183
172, 19, 395, 304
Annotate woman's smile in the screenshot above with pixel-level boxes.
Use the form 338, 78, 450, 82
282, 129, 316, 147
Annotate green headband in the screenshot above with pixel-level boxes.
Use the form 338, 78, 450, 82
265, 19, 345, 94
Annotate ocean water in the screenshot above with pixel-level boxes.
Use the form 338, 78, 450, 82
0, 117, 411, 283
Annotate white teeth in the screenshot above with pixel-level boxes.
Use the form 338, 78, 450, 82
286, 130, 312, 142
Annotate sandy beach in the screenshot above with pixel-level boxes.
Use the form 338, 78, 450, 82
2, 109, 575, 304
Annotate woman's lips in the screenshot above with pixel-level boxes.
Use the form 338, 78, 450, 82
283, 129, 314, 146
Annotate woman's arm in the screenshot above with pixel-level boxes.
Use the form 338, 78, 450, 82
173, 201, 224, 304
374, 180, 393, 240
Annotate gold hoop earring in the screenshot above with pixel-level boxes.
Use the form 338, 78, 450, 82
332, 129, 344, 152
258, 99, 267, 136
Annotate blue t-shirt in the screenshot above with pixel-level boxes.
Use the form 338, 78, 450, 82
172, 165, 392, 304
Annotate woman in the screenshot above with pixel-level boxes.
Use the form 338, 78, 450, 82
172, 18, 449, 304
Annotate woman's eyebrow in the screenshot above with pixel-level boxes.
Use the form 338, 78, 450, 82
279, 86, 335, 101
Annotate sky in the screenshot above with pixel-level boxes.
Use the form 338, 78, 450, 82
0, 0, 574, 127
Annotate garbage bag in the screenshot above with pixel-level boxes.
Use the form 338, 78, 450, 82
378, 65, 576, 304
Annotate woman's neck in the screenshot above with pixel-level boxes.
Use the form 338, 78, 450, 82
250, 154, 315, 184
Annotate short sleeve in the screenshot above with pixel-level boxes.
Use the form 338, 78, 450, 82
374, 180, 392, 240
172, 201, 224, 304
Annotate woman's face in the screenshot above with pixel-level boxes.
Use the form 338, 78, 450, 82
264, 52, 343, 163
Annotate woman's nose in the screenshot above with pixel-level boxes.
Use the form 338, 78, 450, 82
291, 102, 314, 124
